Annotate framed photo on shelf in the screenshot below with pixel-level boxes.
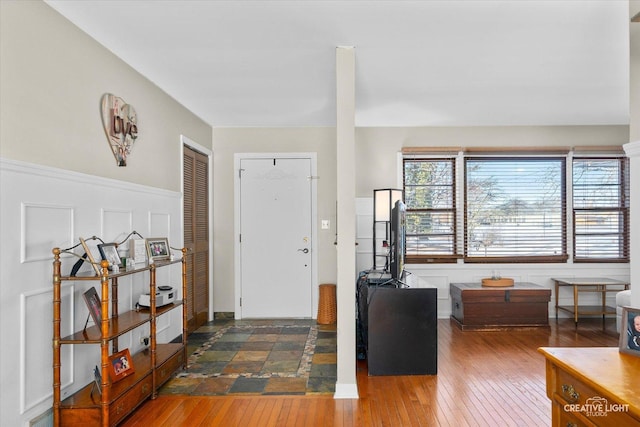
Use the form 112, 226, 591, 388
108, 349, 135, 382
146, 237, 170, 262
79, 237, 101, 276
82, 287, 102, 326
129, 238, 147, 263
97, 243, 121, 269
620, 306, 640, 357
93, 365, 102, 395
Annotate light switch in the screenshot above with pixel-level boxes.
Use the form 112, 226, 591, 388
321, 220, 330, 229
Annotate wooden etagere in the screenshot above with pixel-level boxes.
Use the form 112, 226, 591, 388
52, 246, 188, 427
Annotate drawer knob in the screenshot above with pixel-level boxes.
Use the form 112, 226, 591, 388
566, 423, 577, 427
562, 384, 579, 402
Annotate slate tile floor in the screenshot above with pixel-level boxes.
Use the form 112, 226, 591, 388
160, 319, 337, 396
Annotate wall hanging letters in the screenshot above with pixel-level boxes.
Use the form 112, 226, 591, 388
100, 93, 138, 166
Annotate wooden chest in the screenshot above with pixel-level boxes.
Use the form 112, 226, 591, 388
450, 282, 551, 330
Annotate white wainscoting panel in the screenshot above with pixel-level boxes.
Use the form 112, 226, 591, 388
1, 158, 183, 427
149, 212, 171, 240
21, 203, 74, 263
102, 209, 133, 243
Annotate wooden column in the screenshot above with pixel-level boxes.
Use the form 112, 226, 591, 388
99, 260, 110, 427
52, 249, 61, 427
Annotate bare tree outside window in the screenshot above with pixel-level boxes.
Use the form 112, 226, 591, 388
464, 158, 567, 262
404, 159, 456, 260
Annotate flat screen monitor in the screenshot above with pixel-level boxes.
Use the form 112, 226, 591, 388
390, 200, 406, 281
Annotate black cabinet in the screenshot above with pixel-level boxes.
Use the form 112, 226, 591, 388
357, 274, 438, 376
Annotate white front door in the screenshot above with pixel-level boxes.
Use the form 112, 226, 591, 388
238, 156, 314, 318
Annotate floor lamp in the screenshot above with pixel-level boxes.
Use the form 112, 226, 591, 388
372, 188, 403, 271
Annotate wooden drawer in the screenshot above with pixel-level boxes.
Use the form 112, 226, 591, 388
155, 349, 185, 387
462, 300, 549, 321
59, 407, 100, 426
110, 375, 153, 425
554, 369, 638, 426
457, 288, 550, 303
557, 405, 596, 427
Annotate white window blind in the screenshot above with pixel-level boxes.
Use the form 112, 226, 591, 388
464, 157, 567, 262
573, 157, 629, 262
403, 159, 457, 261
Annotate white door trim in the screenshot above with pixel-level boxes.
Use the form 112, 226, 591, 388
234, 152, 318, 319
180, 134, 215, 322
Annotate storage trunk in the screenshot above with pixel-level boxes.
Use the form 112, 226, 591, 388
450, 282, 551, 330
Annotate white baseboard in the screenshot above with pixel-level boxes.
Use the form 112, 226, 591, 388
333, 383, 359, 399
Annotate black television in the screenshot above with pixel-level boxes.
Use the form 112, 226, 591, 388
389, 200, 406, 282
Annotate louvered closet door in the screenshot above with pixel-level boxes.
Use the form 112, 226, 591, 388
183, 146, 210, 333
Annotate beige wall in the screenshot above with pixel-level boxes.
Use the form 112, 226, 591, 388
356, 125, 629, 197
212, 127, 337, 312
0, 1, 212, 191
211, 124, 627, 312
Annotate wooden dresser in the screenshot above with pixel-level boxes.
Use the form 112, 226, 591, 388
538, 347, 640, 426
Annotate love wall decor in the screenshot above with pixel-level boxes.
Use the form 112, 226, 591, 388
100, 93, 139, 166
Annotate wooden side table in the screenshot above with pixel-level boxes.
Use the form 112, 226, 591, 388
552, 277, 629, 329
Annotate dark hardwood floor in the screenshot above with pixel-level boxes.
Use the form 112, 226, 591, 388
121, 317, 620, 426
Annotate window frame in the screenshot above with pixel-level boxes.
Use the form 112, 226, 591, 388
403, 150, 630, 265
403, 157, 459, 264
572, 156, 630, 263
462, 156, 568, 263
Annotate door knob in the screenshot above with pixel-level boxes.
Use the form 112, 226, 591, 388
298, 248, 309, 253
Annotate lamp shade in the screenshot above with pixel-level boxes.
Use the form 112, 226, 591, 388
374, 189, 403, 222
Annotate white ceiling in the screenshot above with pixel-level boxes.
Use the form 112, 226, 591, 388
45, 0, 631, 128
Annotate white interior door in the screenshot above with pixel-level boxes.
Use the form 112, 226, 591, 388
239, 157, 313, 318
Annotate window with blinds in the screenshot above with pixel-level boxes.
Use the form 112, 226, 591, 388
572, 157, 629, 262
464, 157, 567, 262
403, 158, 457, 262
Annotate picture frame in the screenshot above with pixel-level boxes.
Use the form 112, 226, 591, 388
619, 306, 640, 357
129, 238, 147, 263
97, 243, 122, 269
108, 348, 135, 382
145, 237, 171, 262
82, 286, 102, 327
93, 365, 102, 395
79, 237, 101, 276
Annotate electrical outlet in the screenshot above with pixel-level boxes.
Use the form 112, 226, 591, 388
140, 336, 149, 346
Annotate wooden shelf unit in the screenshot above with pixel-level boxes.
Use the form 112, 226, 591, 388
52, 247, 188, 427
